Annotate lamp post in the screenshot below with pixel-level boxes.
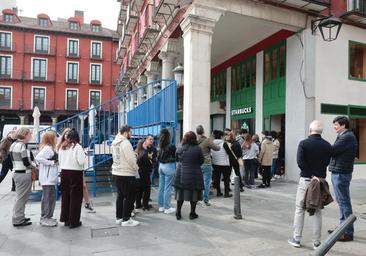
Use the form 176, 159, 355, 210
173, 63, 184, 87
312, 16, 342, 42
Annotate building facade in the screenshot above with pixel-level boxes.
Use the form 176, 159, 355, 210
115, 0, 366, 180
0, 9, 119, 130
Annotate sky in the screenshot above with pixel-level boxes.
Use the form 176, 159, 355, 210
16, 0, 120, 30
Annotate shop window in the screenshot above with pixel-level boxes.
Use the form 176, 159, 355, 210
271, 48, 278, 80
279, 44, 286, 77
264, 52, 270, 82
349, 41, 366, 80
211, 70, 226, 101
264, 42, 286, 83
0, 87, 11, 107
251, 58, 256, 87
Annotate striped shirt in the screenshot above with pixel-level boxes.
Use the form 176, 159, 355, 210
9, 140, 36, 171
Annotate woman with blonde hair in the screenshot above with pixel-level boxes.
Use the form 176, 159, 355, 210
35, 130, 59, 227
9, 127, 37, 227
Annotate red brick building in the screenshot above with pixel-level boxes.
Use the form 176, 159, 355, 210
0, 8, 119, 129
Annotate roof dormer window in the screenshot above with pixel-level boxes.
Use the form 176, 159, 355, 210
39, 18, 49, 27
4, 14, 13, 23
91, 24, 100, 32
69, 21, 79, 30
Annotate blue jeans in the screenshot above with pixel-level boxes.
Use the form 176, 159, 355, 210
271, 158, 278, 177
158, 162, 176, 209
201, 164, 212, 203
331, 173, 353, 236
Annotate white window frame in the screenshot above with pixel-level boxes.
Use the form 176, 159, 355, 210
91, 24, 100, 32
4, 14, 13, 23
65, 88, 79, 110
0, 85, 13, 108
89, 89, 102, 107
31, 86, 46, 110
0, 54, 13, 78
31, 57, 48, 80
90, 40, 103, 59
34, 35, 50, 54
69, 21, 79, 30
67, 38, 79, 57
89, 63, 102, 84
39, 18, 49, 27
0, 30, 12, 50
66, 61, 79, 83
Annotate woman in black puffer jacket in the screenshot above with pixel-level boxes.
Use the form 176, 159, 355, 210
174, 131, 204, 221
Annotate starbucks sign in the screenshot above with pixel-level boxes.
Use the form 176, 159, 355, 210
231, 107, 253, 116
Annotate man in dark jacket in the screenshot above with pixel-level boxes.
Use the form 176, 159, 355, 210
288, 120, 331, 250
328, 116, 357, 242
196, 125, 220, 206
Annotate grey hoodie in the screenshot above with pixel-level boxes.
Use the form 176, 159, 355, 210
111, 134, 139, 177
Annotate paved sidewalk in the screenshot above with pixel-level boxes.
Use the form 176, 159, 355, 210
0, 174, 365, 256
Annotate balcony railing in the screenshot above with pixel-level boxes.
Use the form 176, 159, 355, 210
90, 54, 103, 60
27, 73, 56, 83
24, 45, 56, 56
341, 0, 366, 23
90, 80, 102, 85
265, 0, 330, 12
0, 70, 23, 80
65, 78, 79, 84
66, 52, 80, 58
126, 1, 138, 33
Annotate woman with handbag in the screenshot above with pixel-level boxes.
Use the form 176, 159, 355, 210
226, 132, 244, 192
59, 129, 86, 228
9, 127, 37, 227
35, 130, 59, 227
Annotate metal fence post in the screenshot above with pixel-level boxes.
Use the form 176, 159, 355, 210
312, 214, 357, 256
234, 176, 243, 219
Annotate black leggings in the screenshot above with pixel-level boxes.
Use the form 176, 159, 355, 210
177, 200, 197, 214
212, 165, 231, 195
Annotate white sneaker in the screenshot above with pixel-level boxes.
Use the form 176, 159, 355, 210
131, 212, 135, 217
115, 218, 123, 225
158, 207, 164, 212
164, 208, 176, 214
121, 218, 140, 227
40, 218, 57, 227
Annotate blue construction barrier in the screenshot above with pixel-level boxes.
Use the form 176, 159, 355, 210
37, 80, 177, 197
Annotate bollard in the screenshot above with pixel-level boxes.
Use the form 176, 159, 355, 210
233, 176, 243, 219
312, 214, 357, 256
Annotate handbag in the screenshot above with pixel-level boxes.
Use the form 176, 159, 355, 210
238, 158, 244, 167
31, 167, 39, 181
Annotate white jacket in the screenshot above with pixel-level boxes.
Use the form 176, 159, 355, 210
211, 139, 230, 166
58, 143, 86, 171
35, 145, 59, 185
111, 134, 138, 177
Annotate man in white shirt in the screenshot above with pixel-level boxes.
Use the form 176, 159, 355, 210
111, 125, 140, 227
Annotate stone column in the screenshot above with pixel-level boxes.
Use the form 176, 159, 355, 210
181, 6, 223, 134
159, 40, 178, 89
129, 93, 136, 110
51, 117, 58, 125
19, 115, 26, 125
145, 61, 160, 98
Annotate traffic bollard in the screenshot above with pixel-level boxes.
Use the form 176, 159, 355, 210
234, 176, 243, 219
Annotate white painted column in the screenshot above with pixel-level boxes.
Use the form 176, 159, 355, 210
158, 51, 178, 89
51, 117, 58, 125
119, 99, 125, 127
145, 61, 160, 98
225, 67, 231, 129
19, 115, 25, 125
129, 93, 135, 110
285, 29, 315, 181
255, 51, 264, 135
137, 88, 144, 105
181, 8, 222, 134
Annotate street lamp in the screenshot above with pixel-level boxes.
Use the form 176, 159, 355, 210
312, 16, 342, 42
173, 63, 184, 86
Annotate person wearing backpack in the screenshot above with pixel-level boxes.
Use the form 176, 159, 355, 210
0, 130, 17, 191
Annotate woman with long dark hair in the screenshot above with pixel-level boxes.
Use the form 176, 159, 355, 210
59, 129, 86, 228
157, 129, 176, 214
174, 131, 204, 220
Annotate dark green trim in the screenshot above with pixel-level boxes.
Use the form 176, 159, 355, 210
354, 161, 366, 165
348, 40, 366, 82
320, 103, 366, 118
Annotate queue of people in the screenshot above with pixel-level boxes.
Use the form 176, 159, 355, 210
2, 115, 358, 250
